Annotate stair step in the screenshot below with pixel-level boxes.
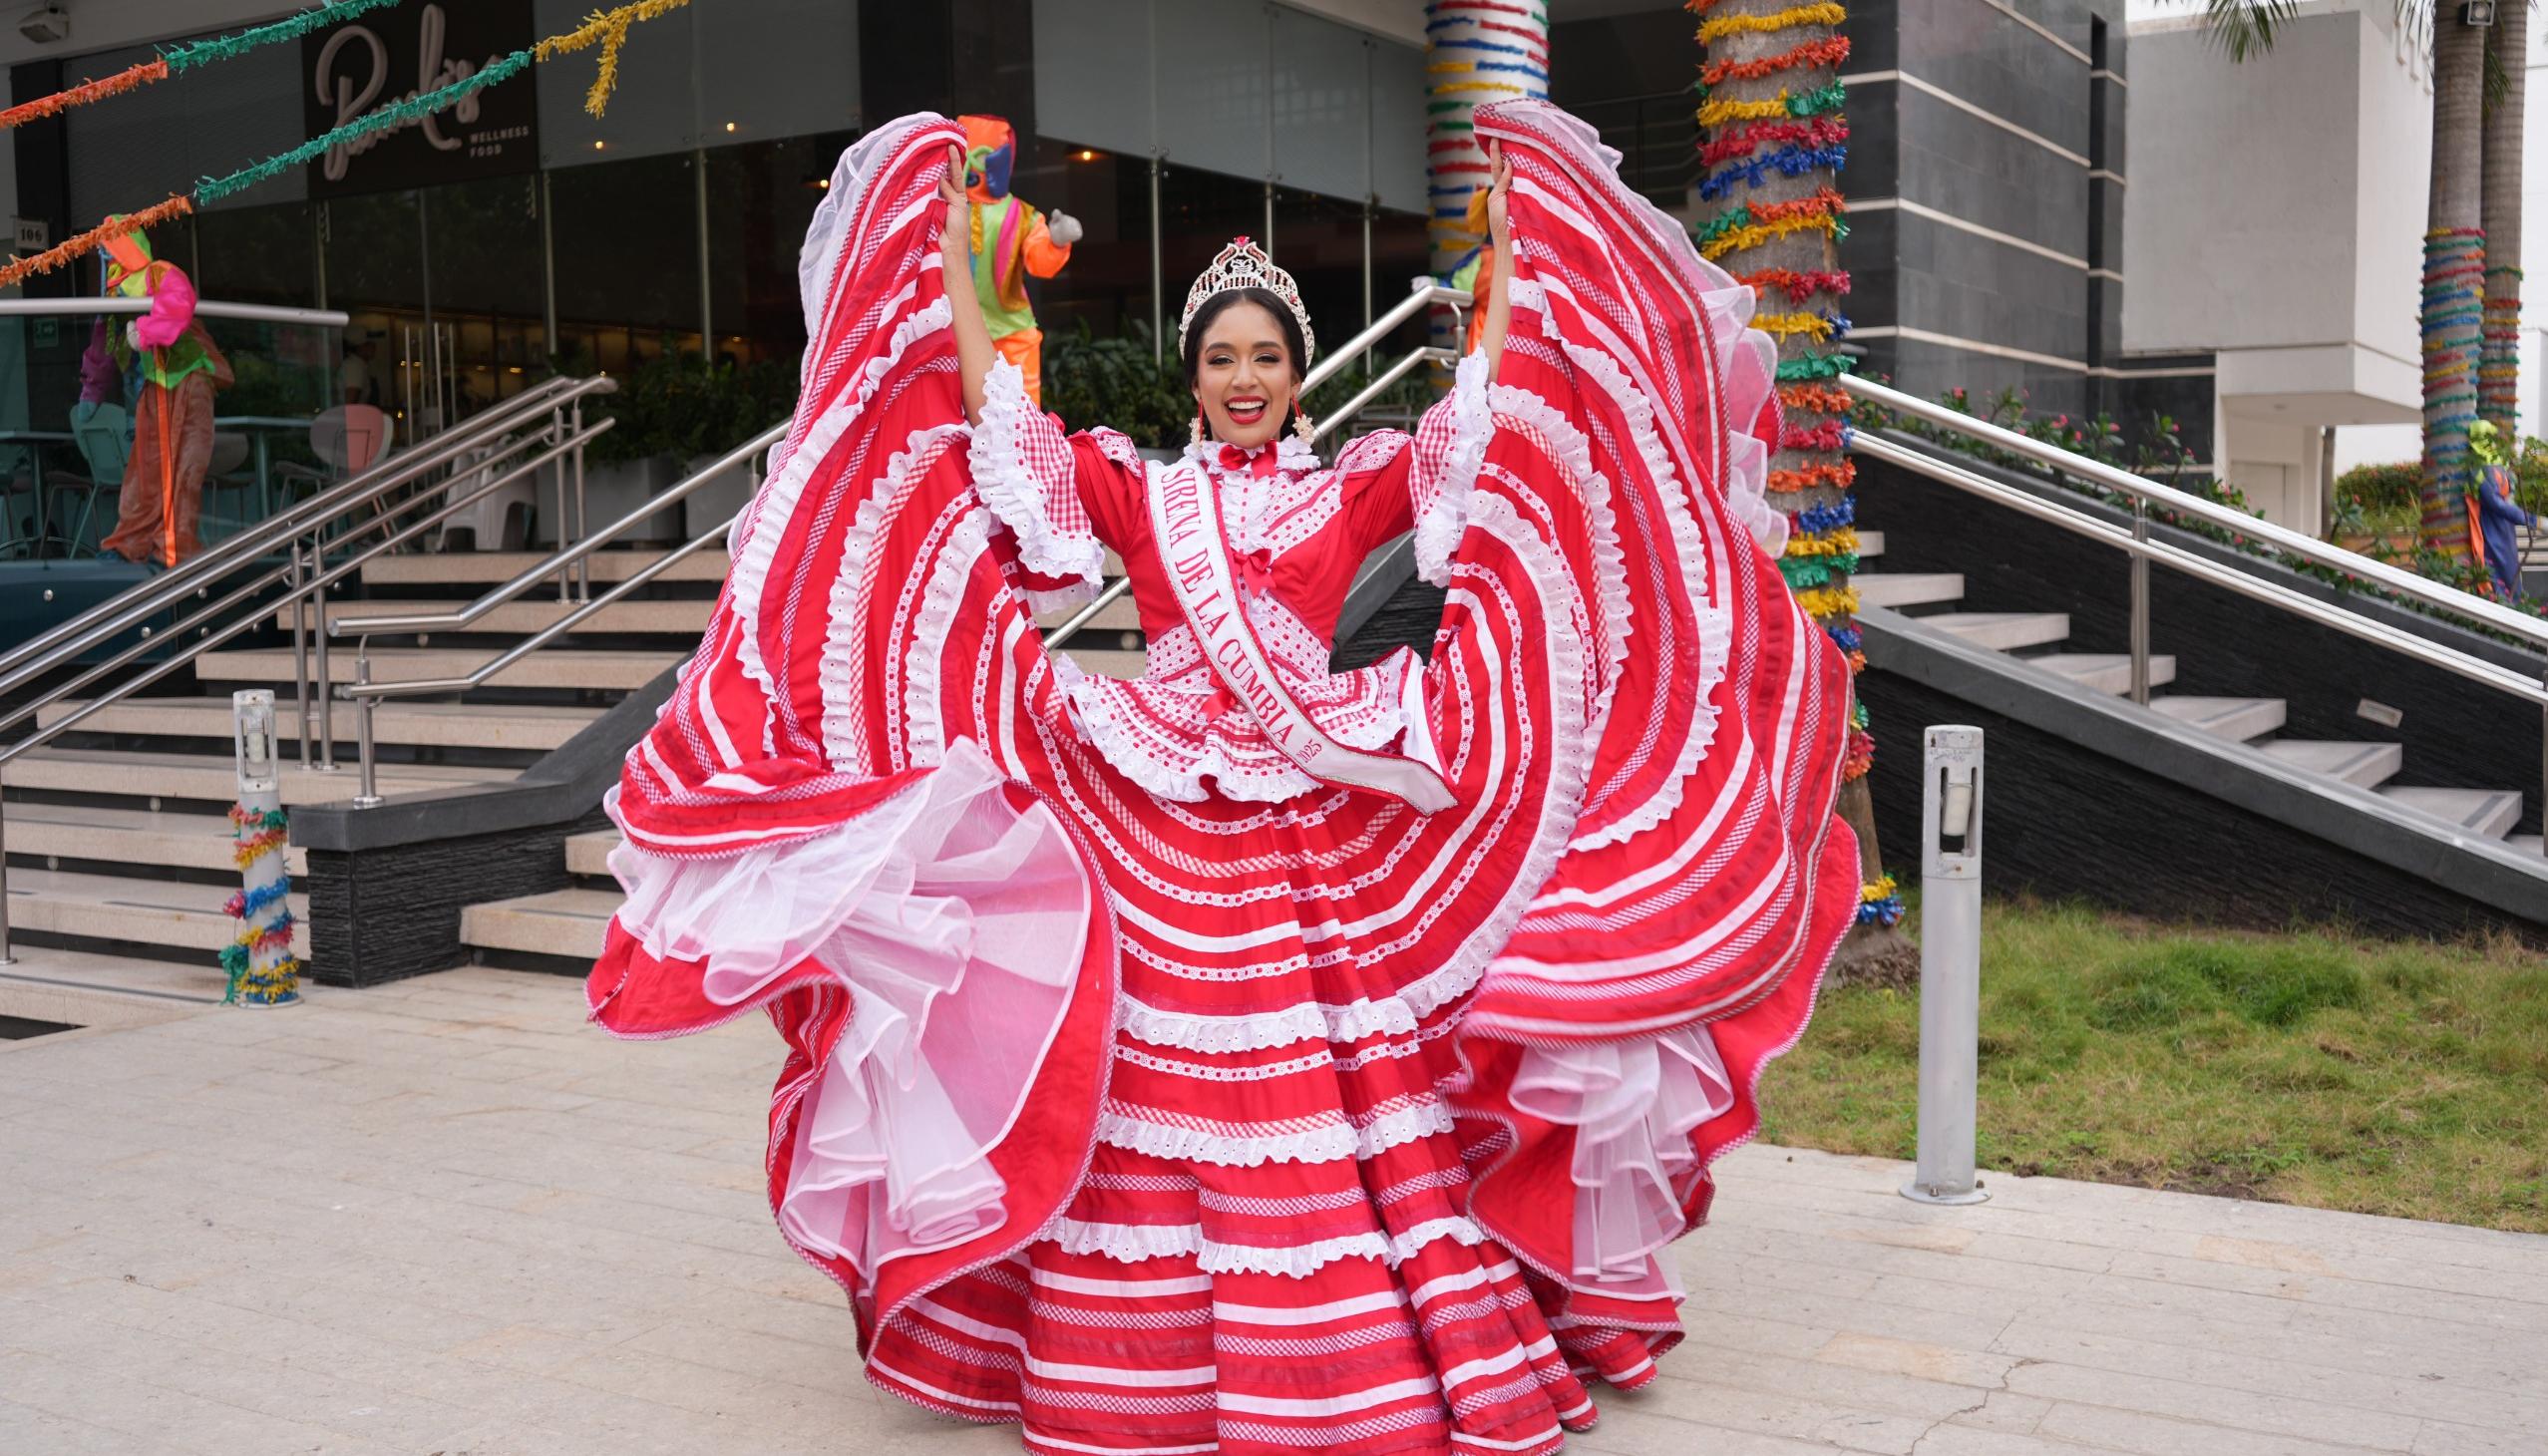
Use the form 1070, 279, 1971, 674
39, 697, 602, 752
2261, 739, 2404, 790
4, 801, 309, 876
281, 596, 715, 636
194, 645, 683, 691
3, 748, 503, 807
1857, 530, 1883, 559
564, 830, 617, 878
2030, 653, 2180, 695
5, 867, 310, 956
2379, 786, 2523, 839
2510, 834, 2544, 857
1930, 611, 2071, 651
1855, 572, 1963, 609
1056, 648, 1149, 682
2149, 695, 2285, 741
362, 548, 730, 588
463, 887, 616, 960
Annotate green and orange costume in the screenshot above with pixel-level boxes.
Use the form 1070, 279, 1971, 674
960, 114, 1078, 406
97, 223, 231, 567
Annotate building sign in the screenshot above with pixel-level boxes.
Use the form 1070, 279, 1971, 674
302, 0, 538, 196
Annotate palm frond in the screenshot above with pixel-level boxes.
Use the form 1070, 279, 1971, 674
2203, 0, 2302, 62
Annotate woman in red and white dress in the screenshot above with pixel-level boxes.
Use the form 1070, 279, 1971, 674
587, 100, 1857, 1455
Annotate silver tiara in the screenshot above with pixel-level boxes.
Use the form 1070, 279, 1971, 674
1178, 236, 1316, 363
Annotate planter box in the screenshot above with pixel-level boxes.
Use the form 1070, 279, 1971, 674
533, 454, 683, 546
2332, 529, 2418, 556
681, 451, 761, 541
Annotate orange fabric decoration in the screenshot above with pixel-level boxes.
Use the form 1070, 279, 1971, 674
0, 194, 190, 292
0, 59, 168, 131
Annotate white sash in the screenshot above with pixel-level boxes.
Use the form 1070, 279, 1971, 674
1146, 461, 1458, 814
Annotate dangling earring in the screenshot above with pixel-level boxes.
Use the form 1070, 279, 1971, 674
1292, 410, 1315, 444
1191, 414, 1207, 446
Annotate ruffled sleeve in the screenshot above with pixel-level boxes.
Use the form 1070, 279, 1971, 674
1406, 350, 1496, 585
967, 357, 1110, 611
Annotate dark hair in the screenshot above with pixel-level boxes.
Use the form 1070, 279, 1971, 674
1181, 288, 1307, 439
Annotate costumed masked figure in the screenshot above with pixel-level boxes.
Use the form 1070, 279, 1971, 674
586, 103, 1856, 1455
2469, 420, 2538, 601
96, 223, 232, 568
959, 113, 1080, 406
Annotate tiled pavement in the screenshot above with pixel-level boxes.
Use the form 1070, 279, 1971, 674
3, 961, 2543, 1455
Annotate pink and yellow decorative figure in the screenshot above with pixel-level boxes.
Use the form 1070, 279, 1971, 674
958, 114, 1079, 406
96, 220, 231, 568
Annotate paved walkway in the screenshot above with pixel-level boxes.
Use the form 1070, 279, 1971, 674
3, 963, 2544, 1456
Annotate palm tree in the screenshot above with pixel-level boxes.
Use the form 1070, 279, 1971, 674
2206, 1, 2526, 563
2482, 14, 2528, 448
1695, 0, 1915, 980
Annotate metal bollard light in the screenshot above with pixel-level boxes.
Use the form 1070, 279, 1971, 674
1903, 725, 1989, 1206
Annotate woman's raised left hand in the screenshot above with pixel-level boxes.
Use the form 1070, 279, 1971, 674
1485, 143, 1512, 249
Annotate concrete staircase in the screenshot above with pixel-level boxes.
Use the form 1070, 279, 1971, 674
6, 533, 1151, 985
1851, 560, 2541, 858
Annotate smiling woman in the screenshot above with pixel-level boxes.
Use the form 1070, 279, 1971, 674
585, 103, 1856, 1456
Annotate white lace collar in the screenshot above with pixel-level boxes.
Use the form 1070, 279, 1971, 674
1179, 432, 1321, 479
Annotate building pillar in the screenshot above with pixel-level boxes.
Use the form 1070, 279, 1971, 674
1424, 0, 1548, 354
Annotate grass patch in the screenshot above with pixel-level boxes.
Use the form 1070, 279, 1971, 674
1759, 895, 2548, 1232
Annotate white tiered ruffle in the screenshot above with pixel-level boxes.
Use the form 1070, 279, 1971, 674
1509, 1024, 1735, 1284
604, 737, 1092, 1277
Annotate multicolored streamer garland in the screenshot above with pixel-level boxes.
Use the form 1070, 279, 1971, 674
0, 0, 686, 289
1701, 116, 1849, 166
1696, 0, 1892, 924
222, 805, 300, 1006
0, 60, 169, 132
1424, 1, 1550, 356
2478, 263, 2522, 433
2419, 227, 2484, 549
1857, 873, 1905, 927
1694, 3, 1850, 44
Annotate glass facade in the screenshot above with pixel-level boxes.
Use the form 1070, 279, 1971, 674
12, 0, 1439, 456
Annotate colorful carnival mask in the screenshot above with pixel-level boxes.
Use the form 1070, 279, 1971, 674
961, 114, 1016, 200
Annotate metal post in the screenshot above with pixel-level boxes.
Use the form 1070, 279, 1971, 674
2128, 498, 2151, 706
228, 690, 299, 1005
352, 654, 382, 809
1904, 725, 1989, 1207
0, 783, 14, 965
1264, 180, 1275, 257
401, 324, 417, 447
311, 561, 337, 772
1150, 156, 1165, 363
553, 408, 573, 603
695, 147, 713, 351
571, 398, 590, 602
288, 541, 311, 766
1361, 198, 1374, 337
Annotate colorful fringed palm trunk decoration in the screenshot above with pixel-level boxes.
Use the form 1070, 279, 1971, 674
1425, 0, 1549, 357
224, 805, 300, 1005
1694, 0, 1902, 938
2420, 226, 2485, 556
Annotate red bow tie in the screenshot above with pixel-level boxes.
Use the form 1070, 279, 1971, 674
1218, 442, 1278, 479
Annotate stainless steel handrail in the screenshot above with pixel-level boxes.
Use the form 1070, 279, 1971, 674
0, 374, 610, 693
0, 375, 621, 964
0, 423, 615, 770
1843, 374, 2548, 650
0, 297, 352, 326
1851, 429, 2548, 856
331, 424, 783, 640
336, 425, 783, 804
1300, 280, 1470, 399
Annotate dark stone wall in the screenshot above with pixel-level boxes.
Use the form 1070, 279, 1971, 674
1857, 666, 2541, 945
304, 810, 606, 987
1839, 0, 2133, 423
